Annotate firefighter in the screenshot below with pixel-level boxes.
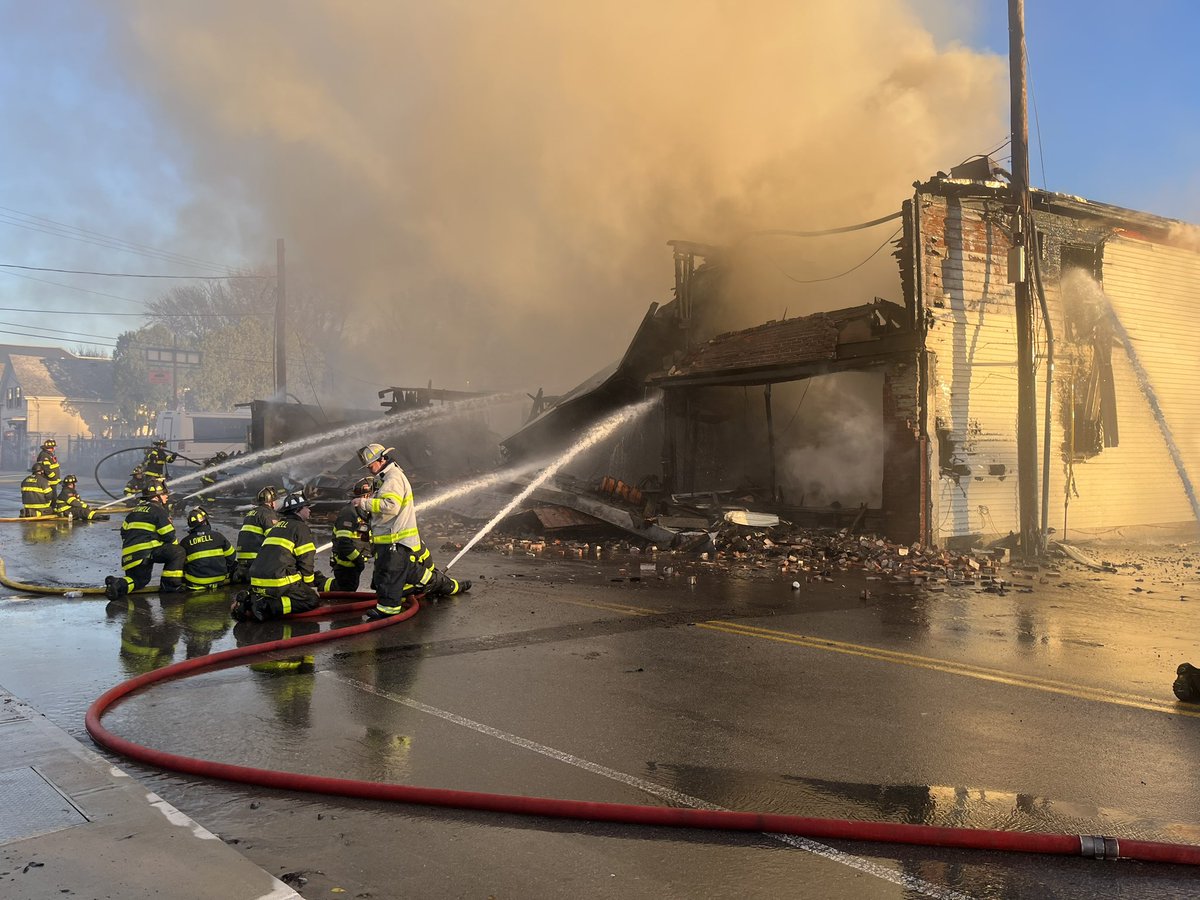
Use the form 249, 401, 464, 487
355, 443, 469, 620
232, 485, 280, 583
200, 451, 229, 496
104, 480, 186, 599
54, 474, 110, 521
143, 438, 177, 481
124, 465, 148, 498
180, 506, 236, 591
327, 477, 374, 592
231, 491, 323, 622
36, 438, 61, 489
20, 462, 55, 517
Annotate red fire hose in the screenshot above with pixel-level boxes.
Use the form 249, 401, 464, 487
85, 594, 1200, 867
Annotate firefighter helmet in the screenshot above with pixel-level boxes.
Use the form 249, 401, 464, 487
63, 474, 78, 485
42, 438, 56, 450
142, 479, 167, 498
277, 491, 311, 515
351, 477, 373, 497
31, 462, 48, 476
153, 438, 167, 449
186, 507, 209, 530
256, 485, 279, 506
131, 465, 143, 475
357, 443, 394, 468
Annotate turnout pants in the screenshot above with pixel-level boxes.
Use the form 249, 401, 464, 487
330, 559, 366, 592
120, 544, 186, 594
373, 542, 463, 615
249, 581, 322, 619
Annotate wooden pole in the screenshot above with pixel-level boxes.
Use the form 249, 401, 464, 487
1009, 0, 1041, 556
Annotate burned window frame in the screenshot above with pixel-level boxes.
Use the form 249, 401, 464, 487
1059, 243, 1118, 460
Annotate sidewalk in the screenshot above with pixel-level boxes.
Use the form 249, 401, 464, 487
0, 685, 300, 900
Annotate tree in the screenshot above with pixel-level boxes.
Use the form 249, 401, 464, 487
112, 323, 177, 435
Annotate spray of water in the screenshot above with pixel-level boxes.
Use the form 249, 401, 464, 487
445, 398, 658, 570
178, 393, 523, 502
416, 457, 552, 513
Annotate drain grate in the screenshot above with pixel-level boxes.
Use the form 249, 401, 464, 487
0, 766, 88, 846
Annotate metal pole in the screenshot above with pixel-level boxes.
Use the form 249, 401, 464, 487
1009, 0, 1041, 556
275, 238, 287, 399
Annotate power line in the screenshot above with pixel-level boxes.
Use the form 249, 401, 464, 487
742, 210, 903, 241
0, 320, 121, 342
769, 227, 904, 285
0, 305, 268, 317
0, 267, 151, 305
0, 262, 269, 280
0, 205, 235, 273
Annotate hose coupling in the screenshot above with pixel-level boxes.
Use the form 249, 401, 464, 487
1079, 835, 1120, 860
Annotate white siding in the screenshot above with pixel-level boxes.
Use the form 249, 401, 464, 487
1052, 235, 1200, 533
922, 196, 1022, 542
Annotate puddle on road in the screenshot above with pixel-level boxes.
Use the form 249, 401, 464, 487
645, 761, 1200, 845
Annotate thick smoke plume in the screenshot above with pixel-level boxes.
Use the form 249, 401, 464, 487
114, 1, 1005, 395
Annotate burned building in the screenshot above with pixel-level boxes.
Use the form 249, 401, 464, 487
508, 173, 1200, 549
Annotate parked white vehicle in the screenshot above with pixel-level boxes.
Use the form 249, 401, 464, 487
154, 408, 251, 460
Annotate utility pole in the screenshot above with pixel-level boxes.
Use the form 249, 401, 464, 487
275, 238, 287, 399
1009, 0, 1041, 557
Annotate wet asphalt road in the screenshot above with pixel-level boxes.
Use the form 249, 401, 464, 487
1, 478, 1200, 898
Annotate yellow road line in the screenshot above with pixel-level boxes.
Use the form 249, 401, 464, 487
541, 594, 1198, 719
700, 620, 1200, 719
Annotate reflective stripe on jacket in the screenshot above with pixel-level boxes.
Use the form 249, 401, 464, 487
235, 504, 279, 561
367, 462, 420, 549
21, 474, 54, 512
120, 500, 175, 560
181, 527, 235, 587
36, 450, 61, 486
248, 515, 316, 589
332, 503, 371, 566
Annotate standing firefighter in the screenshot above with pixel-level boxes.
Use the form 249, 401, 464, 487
55, 474, 110, 522
104, 480, 185, 599
231, 492, 323, 621
232, 486, 280, 583
356, 443, 469, 620
143, 439, 177, 482
36, 438, 61, 489
328, 477, 374, 592
180, 507, 235, 591
20, 462, 55, 517
200, 451, 229, 496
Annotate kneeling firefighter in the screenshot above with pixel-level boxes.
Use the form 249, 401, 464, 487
105, 480, 185, 599
231, 491, 325, 622
327, 477, 374, 592
232, 486, 280, 584
20, 462, 54, 517
181, 507, 236, 591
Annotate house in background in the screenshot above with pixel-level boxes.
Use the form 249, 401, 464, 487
0, 344, 117, 470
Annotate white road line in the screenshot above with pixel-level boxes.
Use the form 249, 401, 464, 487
324, 672, 973, 900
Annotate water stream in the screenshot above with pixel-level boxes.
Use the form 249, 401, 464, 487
445, 398, 658, 570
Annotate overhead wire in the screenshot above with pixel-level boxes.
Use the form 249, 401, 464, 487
0, 204, 234, 273
0, 262, 266, 280
769, 227, 904, 285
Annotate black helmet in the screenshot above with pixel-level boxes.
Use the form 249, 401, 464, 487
32, 462, 48, 476
277, 491, 311, 515
42, 438, 56, 449
63, 474, 78, 485
351, 477, 373, 498
153, 438, 167, 448
131, 465, 144, 475
142, 479, 167, 499
186, 507, 209, 530
257, 485, 279, 506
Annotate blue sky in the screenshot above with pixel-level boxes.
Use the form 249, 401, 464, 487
1, 1, 1197, 362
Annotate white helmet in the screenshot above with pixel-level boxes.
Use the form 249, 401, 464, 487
357, 443, 394, 468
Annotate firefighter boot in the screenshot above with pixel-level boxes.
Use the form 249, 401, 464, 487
104, 576, 128, 602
